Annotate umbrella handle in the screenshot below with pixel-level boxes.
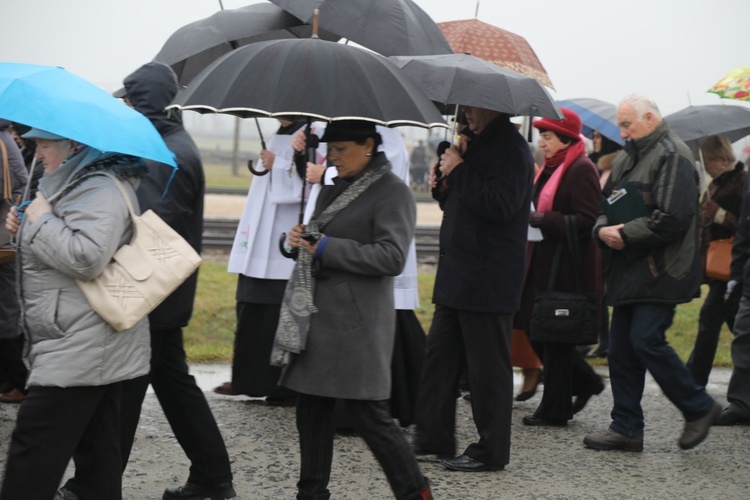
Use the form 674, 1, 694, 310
279, 232, 298, 259
247, 159, 269, 176
312, 9, 320, 39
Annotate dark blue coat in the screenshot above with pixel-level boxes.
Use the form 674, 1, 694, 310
123, 62, 205, 329
432, 115, 534, 313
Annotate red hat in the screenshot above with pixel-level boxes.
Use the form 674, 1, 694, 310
533, 108, 582, 141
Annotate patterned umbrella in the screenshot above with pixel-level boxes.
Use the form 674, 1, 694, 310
438, 18, 554, 90
708, 66, 750, 101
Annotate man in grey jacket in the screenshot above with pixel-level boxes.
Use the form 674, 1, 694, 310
585, 93, 720, 452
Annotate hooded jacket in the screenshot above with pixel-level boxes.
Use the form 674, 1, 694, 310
121, 62, 205, 329
594, 120, 701, 305
20, 148, 151, 387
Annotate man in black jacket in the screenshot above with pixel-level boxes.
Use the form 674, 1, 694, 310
714, 157, 750, 426
586, 93, 720, 453
60, 62, 235, 500
413, 107, 534, 472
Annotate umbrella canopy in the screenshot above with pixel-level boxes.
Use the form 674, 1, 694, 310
169, 38, 447, 128
665, 104, 750, 148
388, 53, 562, 119
154, 2, 338, 85
708, 66, 750, 102
268, 0, 453, 56
0, 62, 176, 167
438, 18, 554, 90
557, 98, 624, 145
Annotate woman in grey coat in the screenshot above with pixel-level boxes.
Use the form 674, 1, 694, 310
271, 120, 431, 500
0, 128, 151, 500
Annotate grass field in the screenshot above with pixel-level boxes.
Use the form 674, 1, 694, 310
185, 257, 735, 368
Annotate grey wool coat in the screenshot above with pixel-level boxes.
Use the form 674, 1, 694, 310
280, 153, 416, 400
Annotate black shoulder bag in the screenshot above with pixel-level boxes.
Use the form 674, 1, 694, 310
529, 215, 598, 345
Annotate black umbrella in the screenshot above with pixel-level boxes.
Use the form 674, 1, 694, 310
665, 104, 750, 148
269, 0, 453, 56
169, 38, 447, 128
153, 2, 338, 85
388, 53, 563, 119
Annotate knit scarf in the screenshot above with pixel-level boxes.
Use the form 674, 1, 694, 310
270, 160, 391, 367
534, 139, 587, 212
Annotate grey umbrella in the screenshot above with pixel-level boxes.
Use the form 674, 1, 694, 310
169, 38, 447, 128
665, 104, 750, 148
153, 2, 337, 85
269, 0, 453, 56
388, 53, 562, 119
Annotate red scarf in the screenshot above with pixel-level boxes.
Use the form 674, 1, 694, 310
534, 139, 587, 212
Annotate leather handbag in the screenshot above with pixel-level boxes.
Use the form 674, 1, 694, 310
0, 140, 16, 264
705, 237, 733, 282
72, 173, 202, 332
530, 215, 598, 345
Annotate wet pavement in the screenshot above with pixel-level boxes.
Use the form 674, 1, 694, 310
1, 365, 747, 499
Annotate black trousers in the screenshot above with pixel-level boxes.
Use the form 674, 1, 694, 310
414, 305, 513, 466
530, 342, 602, 420
1, 384, 122, 500
68, 326, 232, 492
0, 335, 27, 391
296, 394, 426, 500
231, 302, 296, 398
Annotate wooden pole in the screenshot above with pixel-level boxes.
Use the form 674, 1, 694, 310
312, 9, 320, 39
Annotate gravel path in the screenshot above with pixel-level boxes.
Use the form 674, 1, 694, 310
1, 366, 747, 499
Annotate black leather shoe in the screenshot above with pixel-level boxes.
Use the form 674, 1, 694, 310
714, 406, 750, 426
572, 381, 605, 414
439, 454, 504, 472
163, 481, 236, 500
522, 415, 567, 427
678, 401, 722, 450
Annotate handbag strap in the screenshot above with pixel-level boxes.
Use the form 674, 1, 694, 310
545, 215, 587, 293
1, 140, 11, 200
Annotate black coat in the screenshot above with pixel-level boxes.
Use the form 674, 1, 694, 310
432, 115, 534, 313
124, 63, 205, 329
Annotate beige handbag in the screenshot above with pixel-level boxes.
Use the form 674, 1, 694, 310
73, 172, 202, 332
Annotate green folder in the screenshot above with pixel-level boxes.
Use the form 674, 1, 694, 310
601, 181, 651, 224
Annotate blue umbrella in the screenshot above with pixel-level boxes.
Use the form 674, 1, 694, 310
556, 97, 624, 145
0, 62, 176, 167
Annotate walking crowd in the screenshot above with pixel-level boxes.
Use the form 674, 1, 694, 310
1, 45, 749, 500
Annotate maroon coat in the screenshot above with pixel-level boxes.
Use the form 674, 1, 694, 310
514, 154, 603, 332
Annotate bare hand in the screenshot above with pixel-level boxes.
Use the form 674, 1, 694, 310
292, 130, 306, 153
439, 146, 462, 177
599, 224, 625, 250
259, 149, 276, 171
306, 162, 326, 184
288, 224, 305, 249
529, 211, 544, 228
25, 192, 52, 224
5, 206, 20, 236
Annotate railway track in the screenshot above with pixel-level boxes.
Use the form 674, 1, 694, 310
203, 218, 440, 261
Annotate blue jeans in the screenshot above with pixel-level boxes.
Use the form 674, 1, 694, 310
608, 304, 714, 440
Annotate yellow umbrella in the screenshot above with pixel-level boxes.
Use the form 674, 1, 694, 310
708, 66, 750, 101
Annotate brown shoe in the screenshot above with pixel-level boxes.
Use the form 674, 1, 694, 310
679, 401, 722, 450
583, 428, 643, 452
0, 388, 25, 404
213, 381, 238, 396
